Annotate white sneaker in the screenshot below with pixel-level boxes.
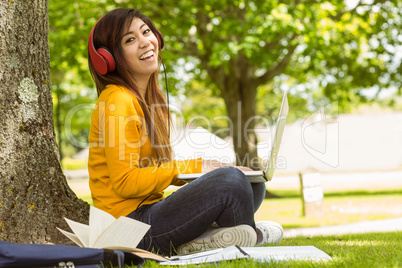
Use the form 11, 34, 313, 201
256, 221, 283, 245
177, 225, 257, 254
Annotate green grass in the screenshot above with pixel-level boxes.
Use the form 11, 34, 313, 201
142, 232, 401, 267
62, 157, 87, 170
78, 194, 93, 205
261, 189, 401, 228
73, 187, 402, 267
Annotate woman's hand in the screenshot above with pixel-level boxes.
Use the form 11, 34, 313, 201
202, 160, 253, 173
234, 166, 253, 172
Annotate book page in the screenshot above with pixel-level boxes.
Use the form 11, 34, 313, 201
56, 228, 85, 247
89, 206, 116, 247
93, 216, 150, 249
160, 245, 332, 265
65, 218, 90, 247
160, 246, 248, 265
241, 246, 332, 261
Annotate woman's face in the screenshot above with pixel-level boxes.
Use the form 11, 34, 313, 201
121, 18, 159, 81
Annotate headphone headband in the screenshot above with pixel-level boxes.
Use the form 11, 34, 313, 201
88, 15, 165, 75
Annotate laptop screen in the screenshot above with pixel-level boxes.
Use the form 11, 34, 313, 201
265, 92, 289, 181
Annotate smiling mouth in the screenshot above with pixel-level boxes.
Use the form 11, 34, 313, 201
139, 50, 155, 61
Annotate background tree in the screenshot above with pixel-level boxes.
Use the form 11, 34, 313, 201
0, 0, 89, 243
48, 0, 401, 169
144, 0, 402, 168
0, 0, 399, 243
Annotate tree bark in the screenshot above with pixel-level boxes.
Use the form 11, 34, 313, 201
55, 86, 64, 161
0, 0, 89, 244
220, 77, 261, 170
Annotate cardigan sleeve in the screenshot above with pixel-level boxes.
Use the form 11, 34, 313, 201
102, 90, 201, 198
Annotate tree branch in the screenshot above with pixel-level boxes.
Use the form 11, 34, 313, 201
169, 37, 202, 57
263, 34, 284, 51
254, 44, 297, 86
192, 8, 227, 90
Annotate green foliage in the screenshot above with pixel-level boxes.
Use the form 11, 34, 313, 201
48, 0, 402, 157
49, 1, 109, 85
140, 0, 402, 109
49, 1, 105, 157
52, 83, 95, 158
178, 79, 228, 138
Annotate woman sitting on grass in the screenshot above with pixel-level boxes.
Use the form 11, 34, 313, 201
87, 8, 283, 256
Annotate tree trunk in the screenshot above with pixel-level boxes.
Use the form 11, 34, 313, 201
0, 0, 89, 244
55, 86, 64, 161
221, 77, 261, 170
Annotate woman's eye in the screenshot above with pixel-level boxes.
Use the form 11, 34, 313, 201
143, 29, 151, 35
125, 37, 135, 43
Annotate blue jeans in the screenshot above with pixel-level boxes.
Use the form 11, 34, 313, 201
127, 166, 266, 255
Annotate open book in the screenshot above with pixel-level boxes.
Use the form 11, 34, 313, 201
57, 206, 167, 261
160, 245, 332, 265
59, 207, 332, 265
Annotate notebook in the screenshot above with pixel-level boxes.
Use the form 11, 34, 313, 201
177, 92, 289, 183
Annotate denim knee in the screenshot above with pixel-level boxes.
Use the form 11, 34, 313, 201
208, 166, 253, 196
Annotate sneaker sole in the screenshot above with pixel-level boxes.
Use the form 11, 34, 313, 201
178, 225, 257, 254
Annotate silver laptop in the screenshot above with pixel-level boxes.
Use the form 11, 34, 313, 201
177, 92, 289, 183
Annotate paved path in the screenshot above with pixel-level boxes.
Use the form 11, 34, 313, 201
64, 169, 89, 180
284, 217, 402, 238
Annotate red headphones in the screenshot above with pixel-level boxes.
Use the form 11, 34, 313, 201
88, 16, 165, 75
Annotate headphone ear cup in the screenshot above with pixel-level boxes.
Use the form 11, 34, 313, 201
155, 29, 164, 50
88, 16, 115, 75
97, 47, 116, 73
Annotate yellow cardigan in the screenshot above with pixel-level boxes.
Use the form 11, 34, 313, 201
88, 84, 202, 218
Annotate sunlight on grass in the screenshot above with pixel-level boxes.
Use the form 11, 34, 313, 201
326, 239, 396, 247
62, 158, 87, 170
254, 191, 402, 228
78, 194, 93, 205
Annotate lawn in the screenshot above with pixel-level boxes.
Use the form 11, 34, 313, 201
142, 232, 401, 267
254, 189, 402, 228
72, 183, 402, 267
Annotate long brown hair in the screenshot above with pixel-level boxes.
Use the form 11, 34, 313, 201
88, 8, 172, 164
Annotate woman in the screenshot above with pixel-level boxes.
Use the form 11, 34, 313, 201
87, 8, 283, 256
